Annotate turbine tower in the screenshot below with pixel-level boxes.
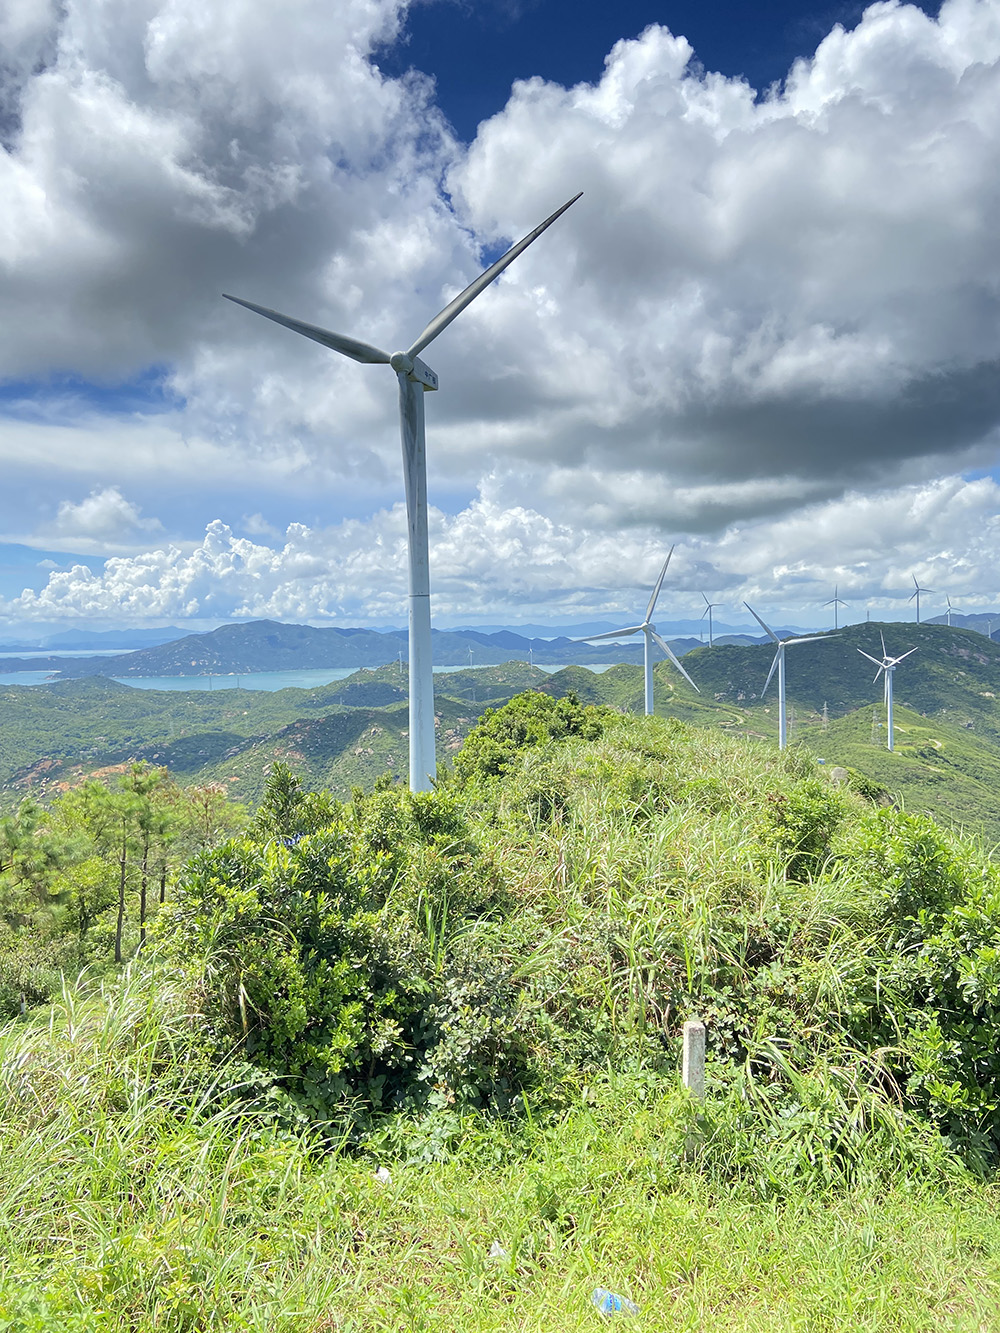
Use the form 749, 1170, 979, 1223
909, 574, 933, 624
744, 603, 832, 750
824, 584, 848, 630
225, 194, 581, 790
858, 634, 917, 752
700, 593, 722, 646
575, 549, 700, 714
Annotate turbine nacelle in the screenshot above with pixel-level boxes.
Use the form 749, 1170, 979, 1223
387, 351, 439, 389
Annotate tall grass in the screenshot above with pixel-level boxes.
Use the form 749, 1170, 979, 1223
5, 707, 1000, 1328
1, 974, 996, 1331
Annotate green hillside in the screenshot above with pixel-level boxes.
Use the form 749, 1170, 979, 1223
5, 625, 1000, 839
6, 700, 1000, 1328
683, 621, 1000, 731
0, 663, 546, 804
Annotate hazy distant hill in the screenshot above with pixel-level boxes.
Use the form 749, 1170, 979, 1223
29, 619, 701, 678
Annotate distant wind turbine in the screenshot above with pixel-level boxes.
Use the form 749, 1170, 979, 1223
824, 584, 849, 630
575, 549, 700, 714
945, 595, 955, 627
909, 574, 933, 624
744, 603, 833, 750
858, 634, 917, 752
225, 194, 581, 790
700, 594, 722, 647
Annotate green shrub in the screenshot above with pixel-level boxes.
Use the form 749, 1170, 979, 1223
162, 777, 560, 1128
453, 691, 611, 788
759, 779, 848, 880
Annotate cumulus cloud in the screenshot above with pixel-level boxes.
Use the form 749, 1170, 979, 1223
42, 486, 164, 550
3, 474, 999, 626
1, 0, 1000, 611
443, 0, 1000, 523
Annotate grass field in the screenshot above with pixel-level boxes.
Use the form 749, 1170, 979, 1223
5, 705, 1000, 1330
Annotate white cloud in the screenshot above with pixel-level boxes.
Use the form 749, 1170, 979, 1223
44, 486, 164, 549
241, 512, 280, 537
1, 0, 1000, 617
3, 474, 999, 627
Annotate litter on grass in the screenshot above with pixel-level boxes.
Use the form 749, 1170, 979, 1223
591, 1287, 639, 1316
374, 1166, 392, 1185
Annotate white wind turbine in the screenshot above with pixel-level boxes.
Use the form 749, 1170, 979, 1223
858, 634, 917, 752
945, 595, 956, 627
575, 549, 700, 714
744, 603, 832, 750
909, 573, 934, 624
225, 194, 581, 791
824, 584, 849, 630
700, 593, 722, 646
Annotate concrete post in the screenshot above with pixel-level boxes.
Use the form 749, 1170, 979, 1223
682, 1019, 705, 1100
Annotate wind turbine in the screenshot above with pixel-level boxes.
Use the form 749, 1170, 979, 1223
700, 594, 722, 647
909, 574, 934, 624
574, 549, 700, 714
225, 194, 581, 790
858, 634, 917, 752
824, 584, 849, 630
744, 603, 833, 750
945, 595, 955, 627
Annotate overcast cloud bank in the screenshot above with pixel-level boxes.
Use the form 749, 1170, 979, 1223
1, 0, 1000, 623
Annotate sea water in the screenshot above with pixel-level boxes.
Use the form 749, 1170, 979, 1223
0, 662, 616, 692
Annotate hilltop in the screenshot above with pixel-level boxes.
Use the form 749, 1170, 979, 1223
5, 699, 1000, 1327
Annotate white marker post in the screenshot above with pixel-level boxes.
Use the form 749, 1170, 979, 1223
682, 1019, 705, 1101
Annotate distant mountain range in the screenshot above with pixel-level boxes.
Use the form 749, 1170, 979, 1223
5, 622, 1000, 840
0, 613, 996, 681
0, 619, 723, 678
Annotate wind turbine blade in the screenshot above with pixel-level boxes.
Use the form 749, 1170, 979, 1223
651, 630, 700, 691
406, 193, 583, 359
761, 647, 780, 697
744, 602, 780, 643
892, 647, 919, 663
873, 668, 884, 685
857, 648, 882, 666
702, 592, 712, 608
907, 589, 918, 603
645, 547, 674, 622
880, 631, 887, 658
699, 604, 710, 620
571, 626, 641, 643
786, 634, 835, 646
222, 295, 390, 364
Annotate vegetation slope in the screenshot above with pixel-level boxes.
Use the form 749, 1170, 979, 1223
5, 696, 1000, 1328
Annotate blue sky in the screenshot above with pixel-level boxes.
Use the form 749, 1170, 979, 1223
0, 0, 998, 633
380, 0, 936, 142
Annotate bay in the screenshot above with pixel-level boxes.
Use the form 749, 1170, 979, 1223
0, 661, 616, 692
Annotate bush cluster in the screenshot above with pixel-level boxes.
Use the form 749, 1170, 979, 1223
165, 764, 571, 1128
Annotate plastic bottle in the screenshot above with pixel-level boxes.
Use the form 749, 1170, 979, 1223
591, 1287, 639, 1315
